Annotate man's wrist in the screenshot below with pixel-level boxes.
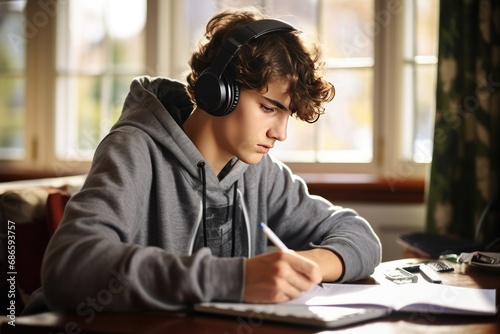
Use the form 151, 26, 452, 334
298, 248, 344, 282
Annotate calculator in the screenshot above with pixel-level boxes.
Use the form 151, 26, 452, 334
425, 261, 454, 272
402, 261, 454, 273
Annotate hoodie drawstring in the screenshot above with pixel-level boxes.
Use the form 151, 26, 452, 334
231, 180, 238, 257
197, 162, 208, 248
197, 161, 239, 257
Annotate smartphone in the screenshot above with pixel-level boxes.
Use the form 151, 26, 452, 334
472, 253, 500, 265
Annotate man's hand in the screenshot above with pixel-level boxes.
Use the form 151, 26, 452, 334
243, 250, 322, 303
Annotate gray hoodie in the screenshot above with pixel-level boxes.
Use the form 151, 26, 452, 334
35, 76, 381, 314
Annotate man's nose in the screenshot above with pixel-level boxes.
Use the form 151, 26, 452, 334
268, 115, 288, 142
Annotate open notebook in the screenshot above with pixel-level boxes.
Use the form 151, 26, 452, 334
195, 283, 496, 328
285, 283, 496, 315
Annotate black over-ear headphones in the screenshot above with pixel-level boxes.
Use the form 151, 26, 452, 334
194, 19, 296, 117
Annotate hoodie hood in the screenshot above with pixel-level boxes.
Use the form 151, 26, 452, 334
112, 76, 248, 190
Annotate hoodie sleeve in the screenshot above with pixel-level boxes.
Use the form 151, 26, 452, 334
262, 155, 382, 282
41, 129, 245, 313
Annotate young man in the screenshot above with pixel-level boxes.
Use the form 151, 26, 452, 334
26, 8, 381, 313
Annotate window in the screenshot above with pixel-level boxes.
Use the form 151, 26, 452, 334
0, 1, 26, 160
55, 0, 147, 160
0, 0, 439, 181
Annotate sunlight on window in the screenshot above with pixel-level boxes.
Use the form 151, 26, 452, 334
0, 1, 26, 160
402, 0, 439, 163
56, 0, 146, 160
107, 0, 146, 39
274, 0, 374, 163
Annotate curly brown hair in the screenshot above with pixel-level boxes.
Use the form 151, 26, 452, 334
186, 8, 335, 123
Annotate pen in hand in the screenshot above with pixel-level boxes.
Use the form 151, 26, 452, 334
259, 222, 323, 288
259, 222, 289, 251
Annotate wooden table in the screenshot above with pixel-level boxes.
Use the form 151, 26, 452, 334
2, 259, 499, 333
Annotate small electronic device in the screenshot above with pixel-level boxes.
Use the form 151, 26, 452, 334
402, 261, 454, 273
419, 264, 442, 284
401, 264, 420, 273
383, 268, 418, 284
425, 261, 454, 272
472, 252, 500, 265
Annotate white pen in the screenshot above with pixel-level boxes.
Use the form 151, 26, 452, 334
259, 222, 289, 251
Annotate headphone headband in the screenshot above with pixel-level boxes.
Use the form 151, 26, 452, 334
194, 19, 296, 117
209, 19, 295, 78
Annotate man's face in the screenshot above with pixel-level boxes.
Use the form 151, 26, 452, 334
213, 79, 291, 164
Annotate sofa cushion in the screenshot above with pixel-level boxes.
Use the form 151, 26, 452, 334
0, 188, 71, 309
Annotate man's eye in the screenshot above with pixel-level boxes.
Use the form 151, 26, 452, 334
261, 104, 275, 113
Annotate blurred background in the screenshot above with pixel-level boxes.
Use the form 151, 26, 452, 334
3, 0, 498, 261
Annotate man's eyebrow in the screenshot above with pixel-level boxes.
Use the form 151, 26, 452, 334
263, 96, 289, 112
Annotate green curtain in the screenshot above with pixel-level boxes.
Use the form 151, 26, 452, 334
426, 0, 500, 246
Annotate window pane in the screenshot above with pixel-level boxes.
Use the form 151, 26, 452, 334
107, 0, 146, 70
0, 2, 25, 71
414, 64, 436, 162
267, 0, 318, 31
415, 0, 439, 57
56, 0, 146, 160
413, 0, 439, 162
56, 76, 102, 160
275, 67, 373, 163
402, 0, 439, 163
0, 77, 25, 159
320, 68, 373, 162
321, 0, 374, 59
0, 1, 26, 160
274, 0, 374, 163
63, 1, 106, 72
316, 0, 374, 163
77, 76, 103, 152
186, 0, 218, 48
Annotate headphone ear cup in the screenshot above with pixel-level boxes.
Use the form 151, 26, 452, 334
217, 72, 240, 117
194, 70, 240, 117
194, 70, 226, 116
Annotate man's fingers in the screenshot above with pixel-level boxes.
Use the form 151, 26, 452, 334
267, 277, 303, 302
281, 251, 323, 285
243, 251, 323, 303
